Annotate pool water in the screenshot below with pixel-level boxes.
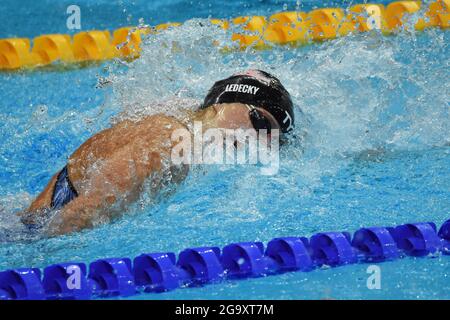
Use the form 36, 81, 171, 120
0, 0, 449, 299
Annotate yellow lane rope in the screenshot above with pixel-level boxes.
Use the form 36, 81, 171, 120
0, 0, 448, 70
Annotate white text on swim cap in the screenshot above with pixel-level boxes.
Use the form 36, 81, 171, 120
225, 84, 260, 95
283, 111, 294, 132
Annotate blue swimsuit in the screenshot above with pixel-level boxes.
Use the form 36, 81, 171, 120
51, 166, 78, 210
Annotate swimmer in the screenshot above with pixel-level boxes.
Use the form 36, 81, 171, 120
19, 70, 295, 236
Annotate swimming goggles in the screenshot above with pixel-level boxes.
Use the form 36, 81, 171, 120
246, 104, 274, 134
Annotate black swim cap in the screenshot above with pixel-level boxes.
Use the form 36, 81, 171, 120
201, 70, 295, 133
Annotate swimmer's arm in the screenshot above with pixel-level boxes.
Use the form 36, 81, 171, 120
45, 144, 177, 236
17, 173, 59, 225
45, 191, 112, 236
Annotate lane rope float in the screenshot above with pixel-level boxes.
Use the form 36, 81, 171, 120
0, 0, 449, 70
0, 218, 449, 300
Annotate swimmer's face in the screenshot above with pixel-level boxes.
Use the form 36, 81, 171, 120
202, 103, 280, 133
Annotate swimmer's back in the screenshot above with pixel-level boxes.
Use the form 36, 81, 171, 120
26, 114, 187, 216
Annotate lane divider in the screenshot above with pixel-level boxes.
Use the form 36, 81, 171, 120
0, 219, 449, 300
0, 0, 449, 70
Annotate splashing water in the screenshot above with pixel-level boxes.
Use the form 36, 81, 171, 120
109, 20, 449, 182
0, 15, 449, 298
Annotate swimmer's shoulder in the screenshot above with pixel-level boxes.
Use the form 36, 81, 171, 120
139, 114, 189, 132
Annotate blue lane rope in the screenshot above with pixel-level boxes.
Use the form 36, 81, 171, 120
0, 219, 449, 300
